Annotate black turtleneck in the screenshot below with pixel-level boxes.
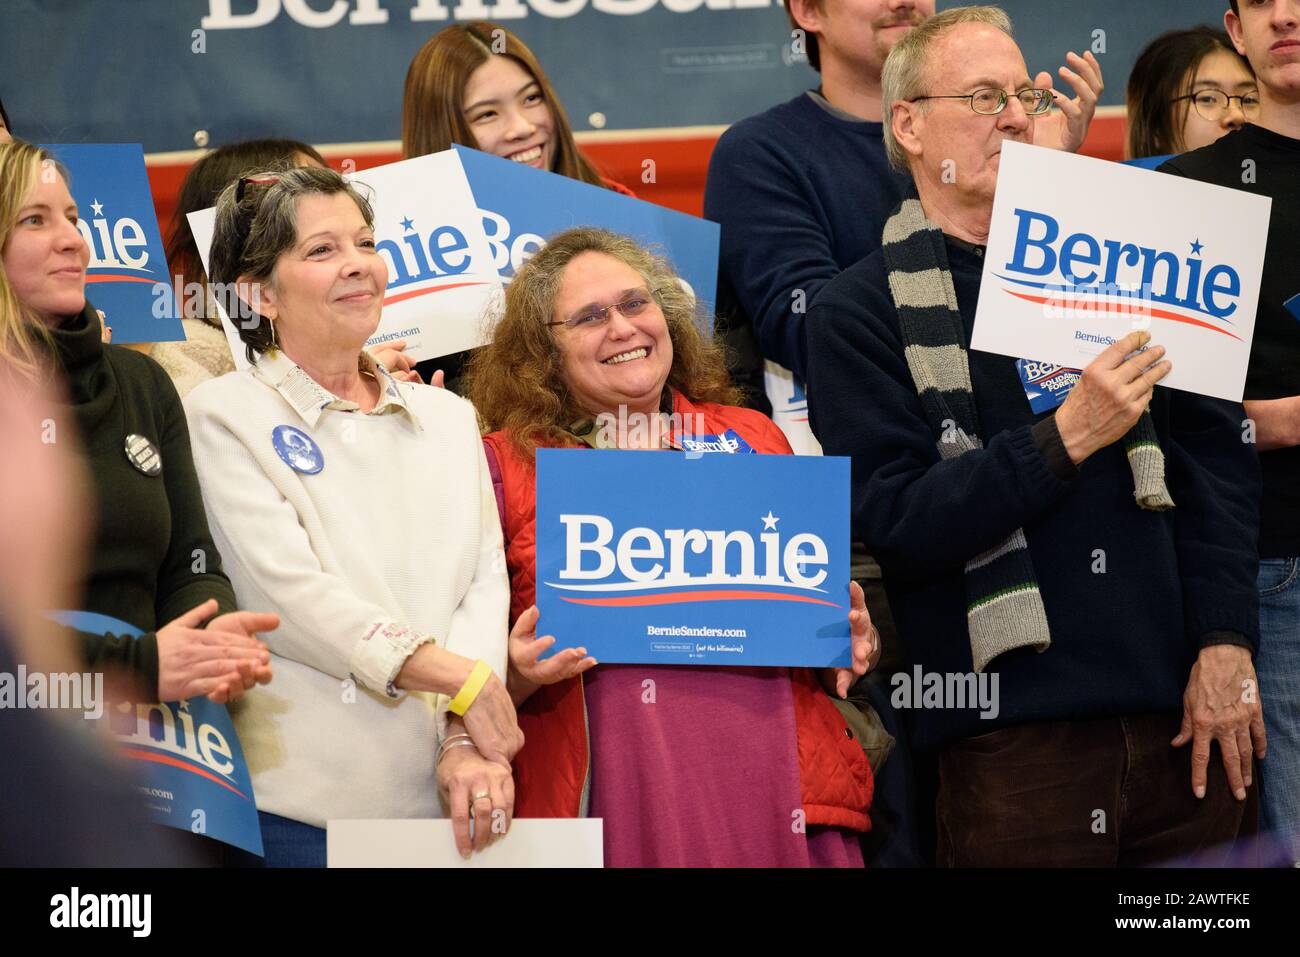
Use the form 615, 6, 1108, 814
48, 302, 237, 697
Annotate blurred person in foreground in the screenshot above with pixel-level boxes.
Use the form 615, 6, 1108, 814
0, 364, 190, 866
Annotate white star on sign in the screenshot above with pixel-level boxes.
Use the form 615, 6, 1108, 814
90, 199, 104, 217
762, 511, 779, 530
178, 698, 190, 712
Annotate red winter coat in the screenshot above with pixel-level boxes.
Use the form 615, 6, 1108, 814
482, 390, 873, 831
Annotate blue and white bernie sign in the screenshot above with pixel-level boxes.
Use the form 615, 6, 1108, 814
973, 141, 1271, 402
48, 610, 263, 857
43, 144, 183, 345
453, 145, 720, 322
535, 448, 851, 667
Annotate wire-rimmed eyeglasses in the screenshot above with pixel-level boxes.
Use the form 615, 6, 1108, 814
909, 88, 1056, 116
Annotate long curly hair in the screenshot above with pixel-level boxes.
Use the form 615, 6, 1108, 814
464, 227, 739, 462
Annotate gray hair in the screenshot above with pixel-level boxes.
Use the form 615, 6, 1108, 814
881, 5, 1015, 171
208, 164, 375, 362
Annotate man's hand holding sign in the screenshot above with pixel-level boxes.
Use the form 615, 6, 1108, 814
1055, 331, 1171, 464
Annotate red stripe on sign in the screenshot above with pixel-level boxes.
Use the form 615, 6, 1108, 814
86, 275, 159, 284
560, 589, 842, 608
1002, 290, 1242, 340
119, 746, 248, 799
382, 281, 488, 307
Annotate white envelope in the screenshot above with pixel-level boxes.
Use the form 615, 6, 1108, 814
326, 819, 604, 868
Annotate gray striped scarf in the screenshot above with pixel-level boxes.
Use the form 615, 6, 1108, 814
881, 198, 1174, 672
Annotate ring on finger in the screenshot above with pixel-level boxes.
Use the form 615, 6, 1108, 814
471, 791, 491, 803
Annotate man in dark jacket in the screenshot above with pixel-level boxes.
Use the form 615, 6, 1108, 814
1156, 0, 1300, 866
806, 6, 1266, 866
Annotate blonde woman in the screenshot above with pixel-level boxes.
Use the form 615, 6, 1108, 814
0, 141, 276, 706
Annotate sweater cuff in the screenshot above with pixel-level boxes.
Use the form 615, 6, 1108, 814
1031, 415, 1079, 483
349, 621, 435, 699
76, 629, 160, 701
1198, 630, 1254, 654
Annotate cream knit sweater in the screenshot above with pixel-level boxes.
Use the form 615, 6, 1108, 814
184, 354, 509, 827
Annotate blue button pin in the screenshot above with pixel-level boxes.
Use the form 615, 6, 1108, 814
272, 425, 324, 475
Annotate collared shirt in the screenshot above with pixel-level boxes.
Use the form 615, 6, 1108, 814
564, 388, 677, 449
251, 349, 422, 431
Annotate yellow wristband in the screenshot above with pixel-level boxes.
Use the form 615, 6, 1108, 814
447, 660, 493, 716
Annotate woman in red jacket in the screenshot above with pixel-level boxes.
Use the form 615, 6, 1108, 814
464, 227, 879, 867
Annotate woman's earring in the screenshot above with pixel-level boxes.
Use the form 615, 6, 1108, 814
267, 316, 279, 357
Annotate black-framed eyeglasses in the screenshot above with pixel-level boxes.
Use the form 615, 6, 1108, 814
909, 88, 1055, 116
1171, 89, 1261, 122
546, 288, 658, 331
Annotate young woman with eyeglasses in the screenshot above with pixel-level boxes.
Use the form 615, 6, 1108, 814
1127, 26, 1259, 159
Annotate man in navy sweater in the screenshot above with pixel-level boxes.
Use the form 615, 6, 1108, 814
807, 7, 1265, 866
704, 0, 1103, 406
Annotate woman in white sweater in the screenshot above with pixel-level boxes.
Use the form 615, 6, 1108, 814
183, 166, 522, 866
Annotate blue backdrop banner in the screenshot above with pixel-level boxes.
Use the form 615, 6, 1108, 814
42, 144, 183, 345
47, 610, 264, 857
2, 2, 1230, 154
535, 448, 851, 666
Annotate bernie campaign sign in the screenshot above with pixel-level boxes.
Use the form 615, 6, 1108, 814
43, 144, 183, 345
453, 145, 720, 319
535, 449, 851, 667
189, 149, 501, 370
971, 141, 1271, 403
48, 610, 263, 857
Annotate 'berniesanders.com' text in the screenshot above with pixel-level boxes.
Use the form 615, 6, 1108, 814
647, 625, 747, 639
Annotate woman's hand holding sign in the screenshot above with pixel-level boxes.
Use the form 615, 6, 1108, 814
1055, 331, 1172, 465
820, 581, 880, 700
507, 604, 597, 707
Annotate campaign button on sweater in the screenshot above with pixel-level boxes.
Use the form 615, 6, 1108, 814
272, 425, 324, 475
123, 434, 161, 476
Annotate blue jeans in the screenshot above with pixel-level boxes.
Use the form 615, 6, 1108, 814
1256, 558, 1300, 865
256, 811, 327, 868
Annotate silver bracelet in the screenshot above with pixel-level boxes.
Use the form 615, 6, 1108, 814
437, 738, 478, 766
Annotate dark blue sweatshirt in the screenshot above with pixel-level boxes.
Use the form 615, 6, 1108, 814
806, 237, 1261, 751
704, 92, 911, 383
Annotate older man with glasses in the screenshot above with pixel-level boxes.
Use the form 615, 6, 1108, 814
805, 5, 1265, 867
